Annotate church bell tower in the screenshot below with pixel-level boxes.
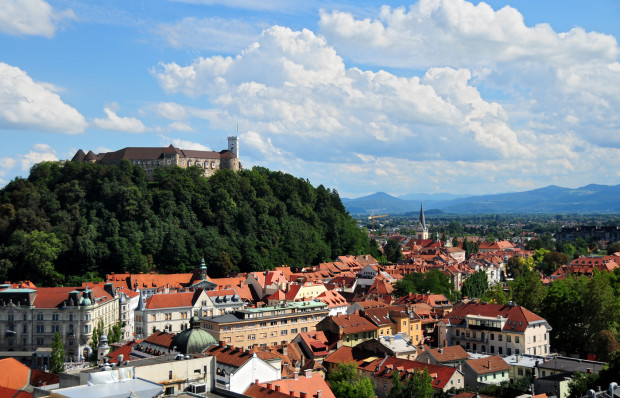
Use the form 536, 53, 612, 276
416, 202, 429, 240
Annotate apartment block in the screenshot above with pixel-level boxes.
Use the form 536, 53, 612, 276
202, 301, 329, 350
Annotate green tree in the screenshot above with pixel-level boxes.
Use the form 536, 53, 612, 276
108, 322, 123, 344
567, 372, 600, 398
89, 319, 105, 362
383, 239, 403, 263
538, 251, 569, 276
14, 230, 64, 285
607, 241, 620, 255
388, 368, 433, 398
50, 332, 65, 374
509, 268, 546, 315
481, 283, 509, 305
462, 270, 488, 299
393, 269, 458, 302
463, 240, 479, 259
327, 362, 375, 398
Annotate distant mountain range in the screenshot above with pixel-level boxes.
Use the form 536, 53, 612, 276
341, 184, 620, 214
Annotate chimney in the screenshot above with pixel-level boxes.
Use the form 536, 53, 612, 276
488, 360, 492, 369
317, 390, 322, 398
219, 341, 226, 347
283, 345, 288, 355
300, 392, 307, 398
294, 373, 299, 380
255, 379, 259, 385
275, 385, 281, 392
267, 383, 273, 390
304, 369, 312, 378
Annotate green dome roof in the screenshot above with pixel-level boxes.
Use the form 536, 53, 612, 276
170, 316, 217, 355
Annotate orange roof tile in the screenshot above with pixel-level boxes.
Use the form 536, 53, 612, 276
254, 374, 335, 398
144, 291, 198, 309
465, 355, 510, 374
0, 358, 30, 390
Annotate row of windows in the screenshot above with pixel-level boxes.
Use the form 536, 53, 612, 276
233, 327, 307, 342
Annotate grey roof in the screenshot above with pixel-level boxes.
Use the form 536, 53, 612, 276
50, 378, 163, 398
378, 334, 417, 353
538, 357, 606, 374
207, 313, 243, 323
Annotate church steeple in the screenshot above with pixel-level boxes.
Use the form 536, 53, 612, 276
419, 202, 426, 230
416, 202, 429, 240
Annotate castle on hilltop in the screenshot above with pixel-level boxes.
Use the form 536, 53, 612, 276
72, 136, 241, 179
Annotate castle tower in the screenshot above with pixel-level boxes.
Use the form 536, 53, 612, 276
416, 202, 429, 240
228, 136, 239, 158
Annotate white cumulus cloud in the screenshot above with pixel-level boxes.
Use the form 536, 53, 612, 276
157, 17, 260, 52
318, 0, 619, 69
92, 105, 147, 133
0, 62, 86, 134
0, 0, 76, 38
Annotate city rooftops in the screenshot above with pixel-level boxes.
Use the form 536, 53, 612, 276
205, 301, 328, 324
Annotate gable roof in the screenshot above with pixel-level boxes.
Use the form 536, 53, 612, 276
465, 355, 510, 374
144, 290, 201, 309
328, 313, 378, 334
252, 374, 336, 398
443, 302, 545, 332
364, 356, 459, 391
420, 345, 469, 362
315, 290, 348, 308
143, 331, 175, 348
205, 345, 254, 368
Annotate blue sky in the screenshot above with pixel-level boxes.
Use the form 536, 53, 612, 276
1, 0, 619, 198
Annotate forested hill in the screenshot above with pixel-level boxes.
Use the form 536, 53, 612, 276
0, 161, 370, 286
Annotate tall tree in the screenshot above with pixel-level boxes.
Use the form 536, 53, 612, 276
327, 362, 375, 398
509, 268, 546, 315
462, 270, 488, 299
388, 368, 433, 398
50, 332, 65, 374
383, 239, 403, 263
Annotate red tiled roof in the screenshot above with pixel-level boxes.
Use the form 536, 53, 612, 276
253, 374, 335, 398
315, 290, 347, 308
29, 369, 58, 387
106, 341, 140, 364
443, 302, 545, 333
205, 345, 253, 367
0, 358, 31, 390
420, 345, 469, 362
106, 272, 194, 290
244, 384, 290, 398
364, 356, 458, 391
143, 331, 175, 348
144, 291, 197, 309
465, 356, 510, 374
362, 305, 407, 327
328, 314, 378, 334
31, 285, 115, 309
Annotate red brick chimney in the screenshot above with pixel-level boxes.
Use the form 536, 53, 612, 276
300, 392, 307, 398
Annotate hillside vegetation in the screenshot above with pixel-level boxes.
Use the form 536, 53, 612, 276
0, 161, 370, 286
